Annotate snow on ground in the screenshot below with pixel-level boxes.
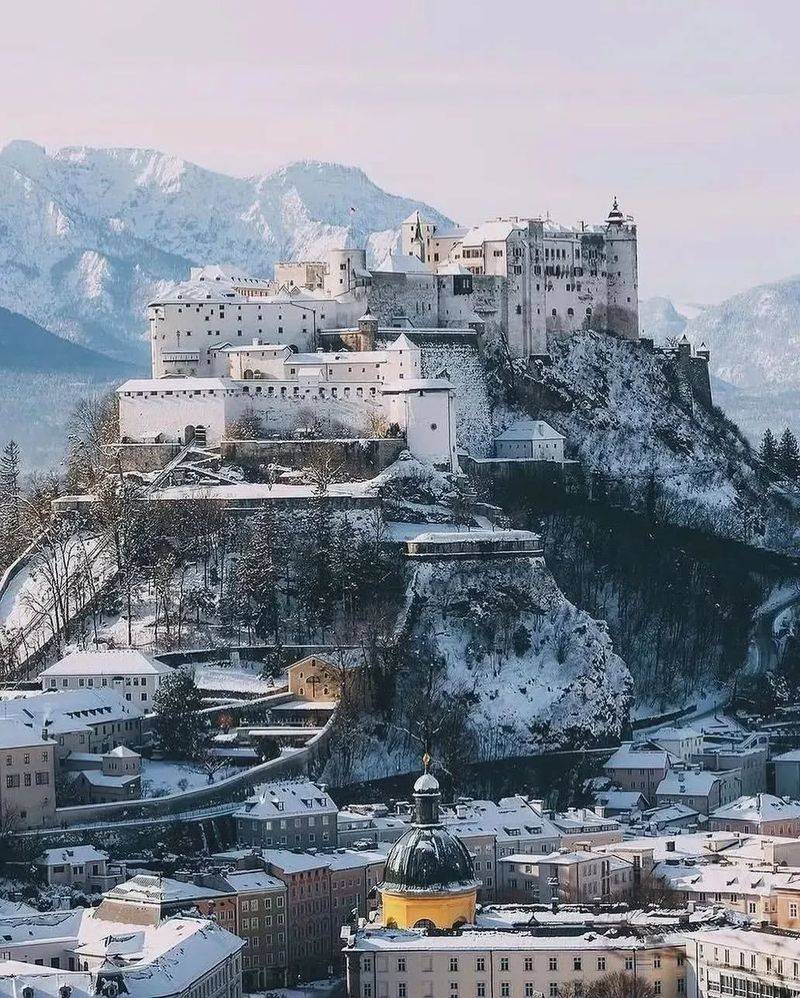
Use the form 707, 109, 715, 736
140, 759, 236, 796
195, 662, 278, 695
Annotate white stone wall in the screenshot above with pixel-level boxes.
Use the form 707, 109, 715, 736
385, 388, 457, 469
150, 297, 342, 378
119, 386, 230, 444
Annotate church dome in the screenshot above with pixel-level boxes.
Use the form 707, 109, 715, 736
382, 823, 478, 894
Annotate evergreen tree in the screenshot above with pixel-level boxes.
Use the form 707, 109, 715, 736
777, 428, 800, 479
760, 427, 778, 468
0, 440, 21, 541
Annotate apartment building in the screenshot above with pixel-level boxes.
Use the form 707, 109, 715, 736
604, 741, 678, 800
709, 795, 800, 836
0, 718, 56, 829
234, 779, 339, 848
500, 848, 635, 904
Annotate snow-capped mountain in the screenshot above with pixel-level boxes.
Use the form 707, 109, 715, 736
641, 278, 800, 442
642, 277, 800, 391
0, 141, 453, 361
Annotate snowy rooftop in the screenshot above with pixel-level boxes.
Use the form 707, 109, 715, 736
495, 419, 565, 442
118, 377, 233, 393
410, 528, 540, 545
234, 778, 335, 820
710, 794, 800, 823
79, 769, 139, 788
375, 252, 432, 275
3, 688, 144, 729
461, 219, 522, 247
0, 718, 48, 749
774, 750, 800, 762
604, 741, 677, 770
39, 845, 108, 866
41, 649, 171, 677
594, 791, 647, 809
657, 770, 726, 796
221, 870, 285, 894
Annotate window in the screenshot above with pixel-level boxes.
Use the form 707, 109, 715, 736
476, 958, 486, 972
449, 958, 459, 972
501, 985, 510, 998
625, 958, 634, 971
524, 958, 533, 972
550, 985, 558, 998
654, 983, 662, 996
597, 958, 606, 972
477, 986, 486, 998
573, 958, 582, 971
397, 958, 406, 973
526, 987, 537, 998
654, 957, 661, 969
791, 904, 798, 918
398, 986, 406, 998
549, 958, 558, 971
6, 775, 19, 788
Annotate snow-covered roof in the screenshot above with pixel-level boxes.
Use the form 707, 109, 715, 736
222, 342, 292, 355
594, 791, 647, 809
2, 688, 144, 731
604, 741, 675, 770
410, 528, 539, 545
39, 845, 108, 866
103, 874, 228, 906
711, 794, 800, 823
79, 769, 140, 788
495, 420, 565, 442
657, 770, 725, 797
382, 377, 453, 393
385, 332, 418, 352
41, 649, 171, 677
461, 219, 522, 247
0, 718, 48, 750
118, 377, 233, 393
436, 260, 471, 275
375, 252, 432, 275
774, 750, 800, 762
221, 871, 285, 894
234, 779, 335, 821
650, 725, 702, 741
107, 745, 141, 758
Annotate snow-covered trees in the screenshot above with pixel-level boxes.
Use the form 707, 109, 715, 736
760, 427, 778, 468
152, 669, 205, 759
777, 428, 800, 480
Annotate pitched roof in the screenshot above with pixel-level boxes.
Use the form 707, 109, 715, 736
40, 649, 172, 677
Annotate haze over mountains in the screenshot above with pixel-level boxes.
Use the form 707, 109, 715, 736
0, 139, 797, 462
640, 277, 800, 442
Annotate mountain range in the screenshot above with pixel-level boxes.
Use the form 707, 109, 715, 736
640, 277, 800, 442
0, 141, 452, 363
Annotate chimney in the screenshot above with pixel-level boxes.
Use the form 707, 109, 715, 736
666, 840, 676, 852
594, 805, 606, 818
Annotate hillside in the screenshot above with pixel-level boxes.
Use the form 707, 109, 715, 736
0, 142, 453, 361
322, 545, 632, 784
0, 307, 135, 375
513, 331, 800, 554
641, 281, 800, 442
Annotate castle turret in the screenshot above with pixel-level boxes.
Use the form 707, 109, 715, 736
604, 196, 639, 341
378, 755, 478, 930
356, 307, 378, 350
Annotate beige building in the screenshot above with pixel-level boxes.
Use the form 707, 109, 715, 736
709, 794, 800, 836
687, 927, 800, 998
501, 847, 635, 904
0, 719, 56, 829
345, 911, 695, 998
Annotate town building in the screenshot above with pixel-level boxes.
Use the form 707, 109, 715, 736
499, 847, 635, 904
39, 649, 173, 709
687, 927, 800, 998
493, 419, 566, 462
773, 750, 800, 798
650, 726, 705, 762
0, 904, 243, 998
233, 778, 339, 848
36, 846, 123, 893
709, 794, 800, 836
604, 741, 678, 800
2, 688, 144, 766
655, 767, 741, 815
0, 718, 56, 829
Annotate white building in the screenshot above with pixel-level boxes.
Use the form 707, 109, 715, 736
0, 904, 243, 998
399, 199, 639, 356
39, 649, 173, 709
118, 330, 458, 470
36, 845, 121, 892
650, 726, 705, 762
493, 420, 565, 462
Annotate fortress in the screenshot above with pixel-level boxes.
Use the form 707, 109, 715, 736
119, 199, 707, 467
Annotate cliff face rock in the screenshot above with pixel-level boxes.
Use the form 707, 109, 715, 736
401, 551, 632, 758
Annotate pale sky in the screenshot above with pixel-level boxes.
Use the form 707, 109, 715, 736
1, 0, 798, 303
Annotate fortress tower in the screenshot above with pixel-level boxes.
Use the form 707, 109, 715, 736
604, 197, 639, 341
